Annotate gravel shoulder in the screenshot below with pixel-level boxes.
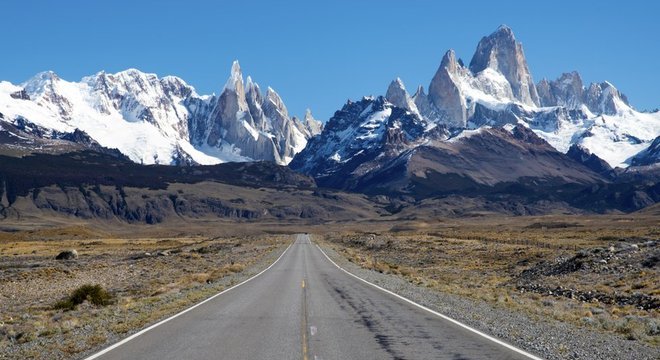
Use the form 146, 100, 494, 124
317, 239, 659, 360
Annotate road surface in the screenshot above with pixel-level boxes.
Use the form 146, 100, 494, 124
89, 234, 538, 360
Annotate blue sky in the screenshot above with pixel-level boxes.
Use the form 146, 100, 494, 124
2, 0, 658, 120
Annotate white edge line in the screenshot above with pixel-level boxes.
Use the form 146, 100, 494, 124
314, 243, 544, 360
83, 241, 294, 360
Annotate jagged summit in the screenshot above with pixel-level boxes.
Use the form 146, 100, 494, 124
469, 25, 517, 72
224, 60, 244, 92
537, 71, 585, 109
468, 25, 539, 106
439, 49, 460, 74
386, 77, 419, 114
495, 24, 513, 33
537, 71, 632, 115
303, 109, 323, 135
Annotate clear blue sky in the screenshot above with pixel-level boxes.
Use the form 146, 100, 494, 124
2, 0, 659, 120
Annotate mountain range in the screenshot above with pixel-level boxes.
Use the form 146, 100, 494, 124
0, 25, 658, 218
0, 61, 322, 165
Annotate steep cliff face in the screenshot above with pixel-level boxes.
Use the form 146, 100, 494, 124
0, 61, 320, 165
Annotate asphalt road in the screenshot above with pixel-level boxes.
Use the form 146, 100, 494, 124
90, 234, 538, 360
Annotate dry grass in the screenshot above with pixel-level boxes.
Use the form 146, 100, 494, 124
0, 226, 290, 359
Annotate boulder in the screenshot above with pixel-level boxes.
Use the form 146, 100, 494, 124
55, 249, 78, 260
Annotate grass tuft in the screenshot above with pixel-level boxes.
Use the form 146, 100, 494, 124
53, 284, 113, 311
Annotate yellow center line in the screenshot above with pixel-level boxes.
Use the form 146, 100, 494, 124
301, 277, 309, 360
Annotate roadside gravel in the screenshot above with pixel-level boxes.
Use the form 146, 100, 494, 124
318, 242, 659, 360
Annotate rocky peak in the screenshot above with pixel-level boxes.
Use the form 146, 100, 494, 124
23, 71, 60, 97
223, 60, 246, 98
262, 86, 293, 147
537, 78, 552, 106
412, 85, 425, 99
244, 76, 265, 128
205, 61, 317, 165
219, 60, 252, 122
469, 25, 540, 107
538, 71, 585, 109
303, 109, 323, 136
412, 85, 436, 122
245, 76, 260, 98
428, 49, 467, 128
22, 71, 73, 119
160, 75, 194, 97
585, 81, 631, 115
289, 95, 428, 182
558, 71, 584, 88
439, 49, 460, 75
219, 60, 249, 112
469, 25, 517, 73
265, 86, 289, 118
385, 77, 419, 114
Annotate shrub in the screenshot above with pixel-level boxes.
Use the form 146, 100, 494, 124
54, 284, 113, 311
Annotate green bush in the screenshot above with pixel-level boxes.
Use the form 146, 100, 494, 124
54, 284, 113, 311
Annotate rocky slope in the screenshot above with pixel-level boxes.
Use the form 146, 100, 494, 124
631, 136, 660, 167
0, 62, 322, 165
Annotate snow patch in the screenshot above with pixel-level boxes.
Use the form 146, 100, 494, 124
448, 127, 490, 142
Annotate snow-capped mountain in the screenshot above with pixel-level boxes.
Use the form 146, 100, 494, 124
289, 94, 604, 194
0, 61, 322, 165
289, 96, 432, 187
406, 25, 659, 169
291, 25, 659, 194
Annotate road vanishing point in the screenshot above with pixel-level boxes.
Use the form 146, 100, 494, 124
87, 234, 541, 360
